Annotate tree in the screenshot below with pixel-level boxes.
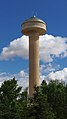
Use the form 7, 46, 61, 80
0, 78, 67, 119
41, 80, 66, 119
0, 78, 22, 119
27, 86, 55, 119
63, 84, 67, 118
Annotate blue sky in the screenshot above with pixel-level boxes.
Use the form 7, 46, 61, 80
0, 0, 67, 88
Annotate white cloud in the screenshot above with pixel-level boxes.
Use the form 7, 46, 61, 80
39, 34, 67, 62
0, 34, 67, 62
46, 68, 67, 82
0, 68, 67, 89
0, 70, 29, 89
40, 63, 60, 75
17, 70, 29, 89
0, 36, 29, 60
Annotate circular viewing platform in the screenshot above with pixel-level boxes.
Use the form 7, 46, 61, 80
21, 16, 46, 36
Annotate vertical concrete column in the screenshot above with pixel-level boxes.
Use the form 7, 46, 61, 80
29, 32, 39, 97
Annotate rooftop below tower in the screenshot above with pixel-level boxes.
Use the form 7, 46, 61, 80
21, 16, 46, 36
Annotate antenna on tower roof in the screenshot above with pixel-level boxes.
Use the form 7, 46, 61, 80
33, 10, 37, 17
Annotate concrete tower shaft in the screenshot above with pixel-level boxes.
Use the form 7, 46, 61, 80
29, 33, 39, 96
22, 16, 46, 97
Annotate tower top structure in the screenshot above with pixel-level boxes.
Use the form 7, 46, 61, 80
21, 16, 46, 36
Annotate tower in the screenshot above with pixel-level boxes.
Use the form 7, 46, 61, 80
21, 16, 46, 97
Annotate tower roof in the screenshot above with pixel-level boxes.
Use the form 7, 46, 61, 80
22, 16, 46, 25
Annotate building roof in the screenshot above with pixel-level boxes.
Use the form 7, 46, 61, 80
22, 16, 46, 25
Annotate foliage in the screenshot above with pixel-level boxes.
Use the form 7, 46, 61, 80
0, 78, 67, 119
0, 77, 26, 119
27, 86, 55, 119
41, 80, 67, 119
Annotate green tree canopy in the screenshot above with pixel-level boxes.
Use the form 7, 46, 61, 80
0, 78, 67, 119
